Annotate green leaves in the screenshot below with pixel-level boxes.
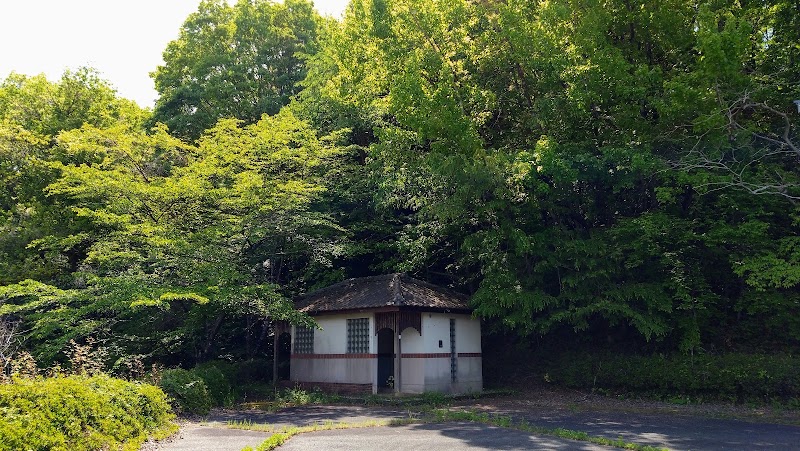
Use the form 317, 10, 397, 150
298, 0, 800, 354
2, 0, 799, 366
151, 0, 323, 140
0, 63, 346, 363
735, 237, 800, 291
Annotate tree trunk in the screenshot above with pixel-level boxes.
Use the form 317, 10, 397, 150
202, 313, 225, 361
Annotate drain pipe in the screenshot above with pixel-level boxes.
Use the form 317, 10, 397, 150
397, 332, 402, 394
272, 328, 278, 388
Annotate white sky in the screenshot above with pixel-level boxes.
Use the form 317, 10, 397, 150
0, 0, 349, 108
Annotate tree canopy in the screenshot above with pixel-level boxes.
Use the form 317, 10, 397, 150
299, 0, 800, 352
1, 0, 799, 371
150, 0, 324, 141
1, 71, 340, 365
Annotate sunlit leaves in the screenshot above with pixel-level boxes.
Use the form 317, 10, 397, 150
151, 0, 323, 140
301, 0, 800, 353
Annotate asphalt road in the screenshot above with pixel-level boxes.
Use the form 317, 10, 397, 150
145, 423, 269, 451
148, 405, 800, 451
489, 408, 800, 450
277, 422, 613, 450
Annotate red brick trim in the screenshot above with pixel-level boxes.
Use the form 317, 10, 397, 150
400, 352, 450, 358
291, 353, 377, 359
400, 352, 483, 358
291, 352, 481, 359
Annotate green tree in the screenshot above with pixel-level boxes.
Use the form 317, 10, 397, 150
150, 0, 324, 141
0, 68, 144, 285
0, 109, 341, 365
301, 0, 800, 353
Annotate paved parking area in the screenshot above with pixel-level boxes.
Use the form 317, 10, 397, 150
277, 422, 613, 451
148, 404, 800, 451
144, 423, 268, 451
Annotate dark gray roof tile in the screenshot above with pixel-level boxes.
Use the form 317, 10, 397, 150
295, 273, 469, 313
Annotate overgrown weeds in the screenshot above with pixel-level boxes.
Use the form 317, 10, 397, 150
333, 388, 513, 408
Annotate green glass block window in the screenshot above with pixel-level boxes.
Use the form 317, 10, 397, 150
347, 318, 370, 354
450, 318, 457, 382
294, 326, 314, 354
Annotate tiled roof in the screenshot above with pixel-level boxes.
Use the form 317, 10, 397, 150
295, 273, 470, 313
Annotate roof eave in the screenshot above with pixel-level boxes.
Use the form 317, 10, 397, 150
302, 305, 473, 316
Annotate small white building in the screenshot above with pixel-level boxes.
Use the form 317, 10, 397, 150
284, 274, 482, 395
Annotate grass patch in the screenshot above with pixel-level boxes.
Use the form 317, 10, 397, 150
237, 386, 342, 412
230, 407, 666, 451
243, 387, 514, 410
235, 418, 415, 451
235, 386, 514, 412
235, 386, 487, 411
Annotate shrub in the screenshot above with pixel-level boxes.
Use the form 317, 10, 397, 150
192, 358, 275, 403
230, 358, 272, 385
542, 351, 800, 403
191, 362, 235, 407
65, 338, 107, 376
158, 368, 212, 415
0, 374, 174, 451
276, 386, 333, 405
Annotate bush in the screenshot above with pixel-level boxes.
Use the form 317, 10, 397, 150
276, 386, 333, 405
229, 358, 272, 385
191, 362, 235, 407
191, 358, 276, 403
0, 374, 174, 451
158, 368, 212, 415
543, 351, 800, 403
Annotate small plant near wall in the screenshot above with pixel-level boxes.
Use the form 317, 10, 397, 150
386, 375, 394, 389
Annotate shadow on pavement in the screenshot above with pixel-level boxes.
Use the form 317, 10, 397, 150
199, 404, 800, 450
474, 407, 800, 450
400, 422, 612, 450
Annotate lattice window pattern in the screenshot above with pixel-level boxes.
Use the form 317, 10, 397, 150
294, 326, 314, 354
347, 318, 370, 354
450, 318, 457, 382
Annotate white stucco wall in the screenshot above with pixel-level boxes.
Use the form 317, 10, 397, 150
399, 326, 424, 393
454, 313, 483, 393
421, 313, 451, 353
418, 313, 483, 393
456, 314, 482, 354
312, 314, 375, 354
290, 313, 375, 386
421, 313, 481, 353
291, 357, 374, 384
290, 310, 482, 394
400, 326, 423, 353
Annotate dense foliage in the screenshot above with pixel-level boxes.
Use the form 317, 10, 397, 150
0, 375, 174, 451
158, 368, 213, 415
540, 351, 800, 404
150, 0, 324, 140
1, 72, 334, 367
1, 0, 799, 398
298, 0, 800, 355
